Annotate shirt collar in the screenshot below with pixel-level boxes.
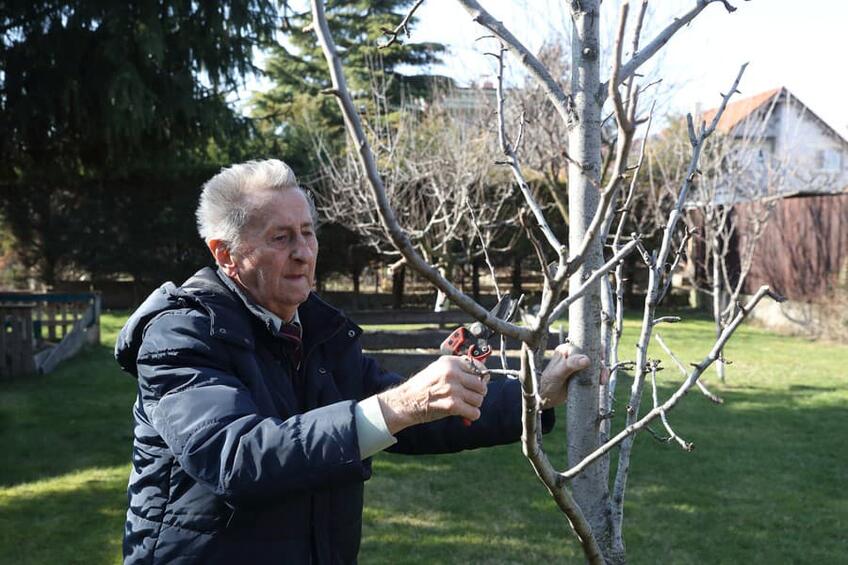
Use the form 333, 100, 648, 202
215, 268, 300, 335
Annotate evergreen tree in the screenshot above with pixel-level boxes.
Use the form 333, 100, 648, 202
253, 1, 445, 286
254, 0, 444, 124
0, 1, 278, 285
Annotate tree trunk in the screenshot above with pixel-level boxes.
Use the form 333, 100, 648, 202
392, 265, 405, 310
566, 1, 615, 560
712, 246, 726, 382
471, 258, 481, 302
511, 256, 523, 295
351, 267, 361, 310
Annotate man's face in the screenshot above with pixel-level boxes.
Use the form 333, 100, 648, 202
231, 187, 318, 320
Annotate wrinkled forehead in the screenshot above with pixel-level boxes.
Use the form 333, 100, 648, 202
243, 186, 314, 232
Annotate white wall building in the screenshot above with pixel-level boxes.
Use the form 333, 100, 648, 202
699, 87, 848, 204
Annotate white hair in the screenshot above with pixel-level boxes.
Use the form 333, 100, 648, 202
196, 159, 313, 251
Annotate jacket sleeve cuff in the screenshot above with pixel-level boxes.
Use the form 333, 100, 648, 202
354, 396, 397, 459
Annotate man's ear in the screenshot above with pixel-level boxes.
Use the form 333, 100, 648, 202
208, 239, 238, 277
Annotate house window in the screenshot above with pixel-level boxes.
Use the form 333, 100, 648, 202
816, 148, 843, 171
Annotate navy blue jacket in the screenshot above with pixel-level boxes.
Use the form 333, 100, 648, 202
115, 267, 553, 564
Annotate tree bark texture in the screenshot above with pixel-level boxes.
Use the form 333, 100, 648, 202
565, 1, 614, 559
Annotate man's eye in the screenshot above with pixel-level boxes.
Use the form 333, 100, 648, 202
274, 235, 288, 242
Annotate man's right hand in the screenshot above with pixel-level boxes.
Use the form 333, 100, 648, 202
376, 356, 489, 435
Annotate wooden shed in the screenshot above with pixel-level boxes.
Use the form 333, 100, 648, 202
735, 189, 848, 301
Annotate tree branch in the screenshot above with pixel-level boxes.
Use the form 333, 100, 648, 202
550, 238, 641, 320
454, 0, 577, 129
649, 360, 694, 451
562, 285, 780, 480
492, 43, 566, 260
655, 333, 724, 404
518, 348, 605, 565
378, 0, 426, 48
310, 0, 529, 341
606, 0, 742, 93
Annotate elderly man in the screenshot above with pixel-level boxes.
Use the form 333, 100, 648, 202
115, 159, 592, 564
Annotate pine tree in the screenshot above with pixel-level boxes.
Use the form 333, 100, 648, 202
252, 1, 445, 287
254, 0, 444, 124
0, 1, 278, 284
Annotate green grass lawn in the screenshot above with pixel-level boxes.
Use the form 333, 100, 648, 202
1, 310, 846, 564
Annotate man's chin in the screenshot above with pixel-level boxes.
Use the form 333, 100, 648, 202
279, 279, 312, 301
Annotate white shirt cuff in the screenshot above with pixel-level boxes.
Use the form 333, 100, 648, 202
354, 395, 397, 459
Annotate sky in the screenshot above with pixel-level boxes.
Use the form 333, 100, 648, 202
393, 0, 848, 138
242, 1, 847, 138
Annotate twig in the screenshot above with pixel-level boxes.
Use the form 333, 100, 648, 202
481, 368, 520, 377
492, 44, 566, 259
606, 0, 742, 93
649, 360, 694, 451
550, 238, 641, 320
378, 0, 426, 48
561, 285, 779, 480
310, 0, 530, 342
655, 333, 724, 404
467, 199, 502, 301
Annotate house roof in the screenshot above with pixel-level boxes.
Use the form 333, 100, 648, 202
700, 86, 848, 148
694, 87, 848, 199
700, 87, 783, 132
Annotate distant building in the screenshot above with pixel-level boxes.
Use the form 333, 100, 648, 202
694, 87, 848, 320
700, 86, 848, 201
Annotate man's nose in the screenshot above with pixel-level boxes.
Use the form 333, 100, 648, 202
290, 235, 314, 261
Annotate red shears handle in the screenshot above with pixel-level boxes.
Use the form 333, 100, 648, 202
440, 328, 492, 426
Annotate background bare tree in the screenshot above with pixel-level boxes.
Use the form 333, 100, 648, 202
648, 95, 823, 381
314, 79, 519, 310
307, 0, 782, 562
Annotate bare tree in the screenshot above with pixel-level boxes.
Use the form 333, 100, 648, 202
306, 0, 782, 562
314, 77, 518, 310
648, 92, 821, 382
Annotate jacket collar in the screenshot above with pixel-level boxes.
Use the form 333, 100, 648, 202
214, 267, 293, 335
180, 267, 349, 351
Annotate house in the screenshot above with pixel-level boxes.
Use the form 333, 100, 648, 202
691, 87, 848, 332
700, 87, 848, 200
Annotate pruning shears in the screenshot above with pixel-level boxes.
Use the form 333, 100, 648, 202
440, 294, 523, 425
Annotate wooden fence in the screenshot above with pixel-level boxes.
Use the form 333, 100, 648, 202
359, 327, 563, 376
0, 292, 101, 379
0, 304, 36, 377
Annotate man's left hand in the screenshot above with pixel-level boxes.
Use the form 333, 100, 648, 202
538, 344, 606, 409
